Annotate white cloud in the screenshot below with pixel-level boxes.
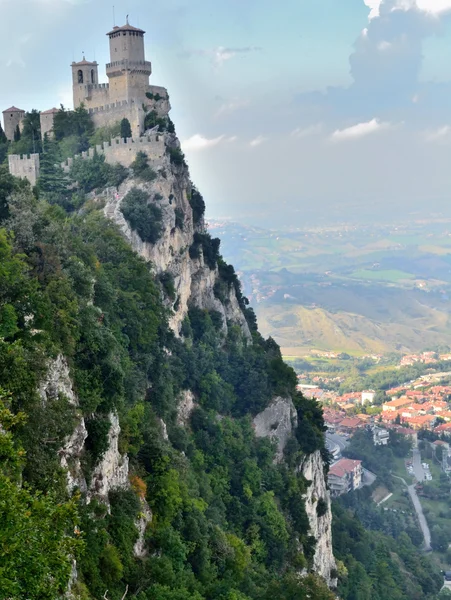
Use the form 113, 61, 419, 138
364, 0, 382, 20
213, 46, 261, 67
249, 135, 267, 147
181, 134, 235, 151
377, 40, 392, 51
291, 124, 323, 138
182, 46, 261, 68
215, 99, 250, 118
365, 0, 451, 20
330, 118, 393, 141
424, 125, 451, 142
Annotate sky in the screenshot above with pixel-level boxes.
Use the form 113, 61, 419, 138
2, 0, 451, 227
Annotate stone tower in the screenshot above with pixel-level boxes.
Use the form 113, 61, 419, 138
2, 106, 25, 141
71, 57, 100, 108
106, 19, 152, 103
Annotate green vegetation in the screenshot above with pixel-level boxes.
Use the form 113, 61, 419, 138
131, 150, 158, 182
189, 187, 206, 225
121, 187, 163, 243
70, 151, 128, 195
0, 159, 334, 598
333, 502, 442, 600
120, 118, 132, 140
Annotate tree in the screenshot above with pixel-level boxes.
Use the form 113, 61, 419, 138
38, 134, 69, 199
120, 118, 132, 140
13, 125, 21, 142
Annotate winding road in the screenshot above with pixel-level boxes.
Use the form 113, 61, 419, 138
392, 474, 432, 551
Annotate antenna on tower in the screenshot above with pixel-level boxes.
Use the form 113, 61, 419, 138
113, 5, 116, 26
126, 14, 129, 25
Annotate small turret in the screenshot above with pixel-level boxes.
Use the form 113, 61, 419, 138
71, 56, 99, 108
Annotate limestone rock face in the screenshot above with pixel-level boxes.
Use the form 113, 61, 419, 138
300, 451, 337, 588
39, 355, 87, 493
253, 396, 298, 462
253, 397, 336, 588
177, 390, 197, 427
61, 418, 89, 494
133, 499, 153, 558
89, 413, 129, 501
39, 356, 129, 501
103, 133, 251, 340
39, 354, 77, 406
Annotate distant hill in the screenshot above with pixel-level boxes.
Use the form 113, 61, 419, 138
212, 219, 451, 356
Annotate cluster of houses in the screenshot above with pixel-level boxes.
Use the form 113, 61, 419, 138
381, 387, 451, 433
323, 407, 418, 446
400, 351, 451, 367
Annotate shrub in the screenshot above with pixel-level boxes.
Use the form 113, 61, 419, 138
316, 498, 328, 517
189, 187, 206, 224
168, 147, 185, 166
121, 188, 163, 244
131, 151, 157, 182
159, 271, 176, 300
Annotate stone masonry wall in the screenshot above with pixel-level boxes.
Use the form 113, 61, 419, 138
8, 153, 40, 186
62, 134, 166, 170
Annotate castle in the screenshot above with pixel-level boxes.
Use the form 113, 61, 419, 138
3, 19, 170, 185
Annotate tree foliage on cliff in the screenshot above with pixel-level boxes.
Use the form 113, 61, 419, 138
0, 171, 333, 600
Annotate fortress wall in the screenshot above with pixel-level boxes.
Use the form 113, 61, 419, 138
62, 134, 166, 171
8, 153, 40, 186
74, 83, 110, 110
89, 100, 145, 138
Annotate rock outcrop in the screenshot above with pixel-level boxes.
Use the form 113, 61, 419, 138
103, 133, 251, 340
176, 390, 197, 427
300, 451, 337, 588
253, 396, 298, 462
89, 412, 129, 501
253, 397, 336, 588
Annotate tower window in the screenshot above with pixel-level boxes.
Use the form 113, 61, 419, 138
91, 69, 95, 83
78, 70, 83, 84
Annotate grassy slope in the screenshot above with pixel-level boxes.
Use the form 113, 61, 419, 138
255, 302, 451, 355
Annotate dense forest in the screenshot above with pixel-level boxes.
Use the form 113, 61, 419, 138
0, 110, 447, 600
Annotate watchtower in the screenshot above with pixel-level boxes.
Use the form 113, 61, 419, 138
2, 106, 25, 141
71, 57, 100, 108
106, 18, 152, 103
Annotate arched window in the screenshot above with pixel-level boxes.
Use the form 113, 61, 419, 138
91, 69, 95, 84
78, 70, 83, 84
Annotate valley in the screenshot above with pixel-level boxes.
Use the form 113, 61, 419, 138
211, 218, 451, 356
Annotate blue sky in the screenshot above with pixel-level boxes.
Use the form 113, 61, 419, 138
3, 0, 451, 226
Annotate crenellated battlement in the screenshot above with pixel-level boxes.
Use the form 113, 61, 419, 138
61, 133, 166, 170
88, 99, 132, 114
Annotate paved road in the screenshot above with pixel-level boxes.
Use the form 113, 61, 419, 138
326, 432, 349, 452
393, 474, 432, 551
412, 448, 426, 482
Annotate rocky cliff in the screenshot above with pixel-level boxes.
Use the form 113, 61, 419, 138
300, 451, 337, 587
103, 133, 250, 339
253, 397, 336, 586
